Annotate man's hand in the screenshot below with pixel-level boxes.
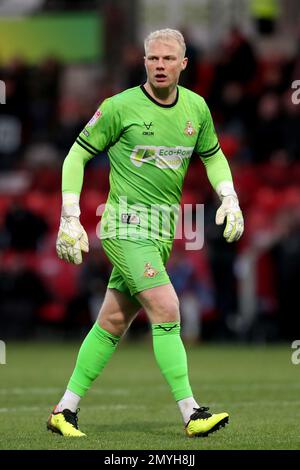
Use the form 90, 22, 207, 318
56, 202, 89, 264
215, 194, 244, 243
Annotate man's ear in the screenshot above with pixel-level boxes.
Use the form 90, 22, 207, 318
181, 57, 188, 71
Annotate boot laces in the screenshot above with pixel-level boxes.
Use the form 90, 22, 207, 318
62, 408, 80, 429
190, 406, 212, 420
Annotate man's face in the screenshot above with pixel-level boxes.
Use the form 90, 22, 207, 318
144, 39, 188, 89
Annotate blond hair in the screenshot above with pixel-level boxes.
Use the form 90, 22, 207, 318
144, 29, 186, 57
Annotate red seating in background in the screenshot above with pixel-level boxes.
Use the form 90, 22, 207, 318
30, 168, 61, 193
232, 163, 261, 208
0, 195, 13, 225
1, 160, 299, 327
194, 61, 215, 97
219, 133, 241, 159
80, 189, 106, 232
24, 191, 61, 232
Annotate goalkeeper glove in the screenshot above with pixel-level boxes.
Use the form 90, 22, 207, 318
56, 193, 89, 264
215, 182, 244, 243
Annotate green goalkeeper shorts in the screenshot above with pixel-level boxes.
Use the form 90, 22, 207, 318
101, 237, 173, 297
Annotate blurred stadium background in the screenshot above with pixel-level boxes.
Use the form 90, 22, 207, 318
1, 0, 300, 345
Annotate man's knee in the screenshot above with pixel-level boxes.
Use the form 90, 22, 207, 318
138, 285, 180, 323
98, 310, 127, 336
97, 289, 138, 336
154, 298, 180, 322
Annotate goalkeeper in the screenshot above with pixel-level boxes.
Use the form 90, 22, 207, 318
47, 29, 244, 438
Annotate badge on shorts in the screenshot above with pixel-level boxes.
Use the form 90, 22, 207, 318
143, 262, 159, 278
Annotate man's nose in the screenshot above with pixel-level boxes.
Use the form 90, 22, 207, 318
156, 58, 165, 69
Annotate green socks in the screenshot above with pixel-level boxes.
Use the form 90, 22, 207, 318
68, 322, 120, 397
67, 321, 192, 402
152, 322, 193, 401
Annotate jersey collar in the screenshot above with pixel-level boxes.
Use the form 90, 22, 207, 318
140, 84, 179, 108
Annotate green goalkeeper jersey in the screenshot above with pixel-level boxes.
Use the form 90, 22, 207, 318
72, 85, 230, 240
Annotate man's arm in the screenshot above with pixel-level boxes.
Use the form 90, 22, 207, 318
56, 142, 92, 264
201, 150, 244, 243
56, 97, 122, 264
196, 100, 244, 243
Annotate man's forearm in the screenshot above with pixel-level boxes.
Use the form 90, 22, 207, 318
201, 148, 244, 242
57, 142, 91, 264
62, 141, 92, 195
200, 148, 233, 193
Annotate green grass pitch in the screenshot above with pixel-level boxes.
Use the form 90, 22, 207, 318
0, 340, 299, 450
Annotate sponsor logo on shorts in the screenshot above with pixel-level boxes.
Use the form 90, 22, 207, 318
83, 128, 90, 137
143, 262, 159, 278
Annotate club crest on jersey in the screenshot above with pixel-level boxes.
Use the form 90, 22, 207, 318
143, 262, 159, 278
184, 121, 196, 136
87, 109, 102, 127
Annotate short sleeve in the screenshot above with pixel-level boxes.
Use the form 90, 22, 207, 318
75, 97, 122, 157
195, 100, 220, 159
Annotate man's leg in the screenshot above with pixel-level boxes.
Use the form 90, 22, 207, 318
47, 288, 139, 436
136, 283, 229, 437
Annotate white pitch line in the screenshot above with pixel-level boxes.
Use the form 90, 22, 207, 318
0, 406, 41, 413
163, 400, 300, 409
0, 404, 145, 413
1, 400, 299, 414
0, 388, 60, 395
154, 383, 300, 391
215, 400, 300, 407
198, 383, 300, 390
1, 383, 298, 396
0, 387, 129, 395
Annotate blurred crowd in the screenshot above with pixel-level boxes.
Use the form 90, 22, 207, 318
1, 26, 300, 342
